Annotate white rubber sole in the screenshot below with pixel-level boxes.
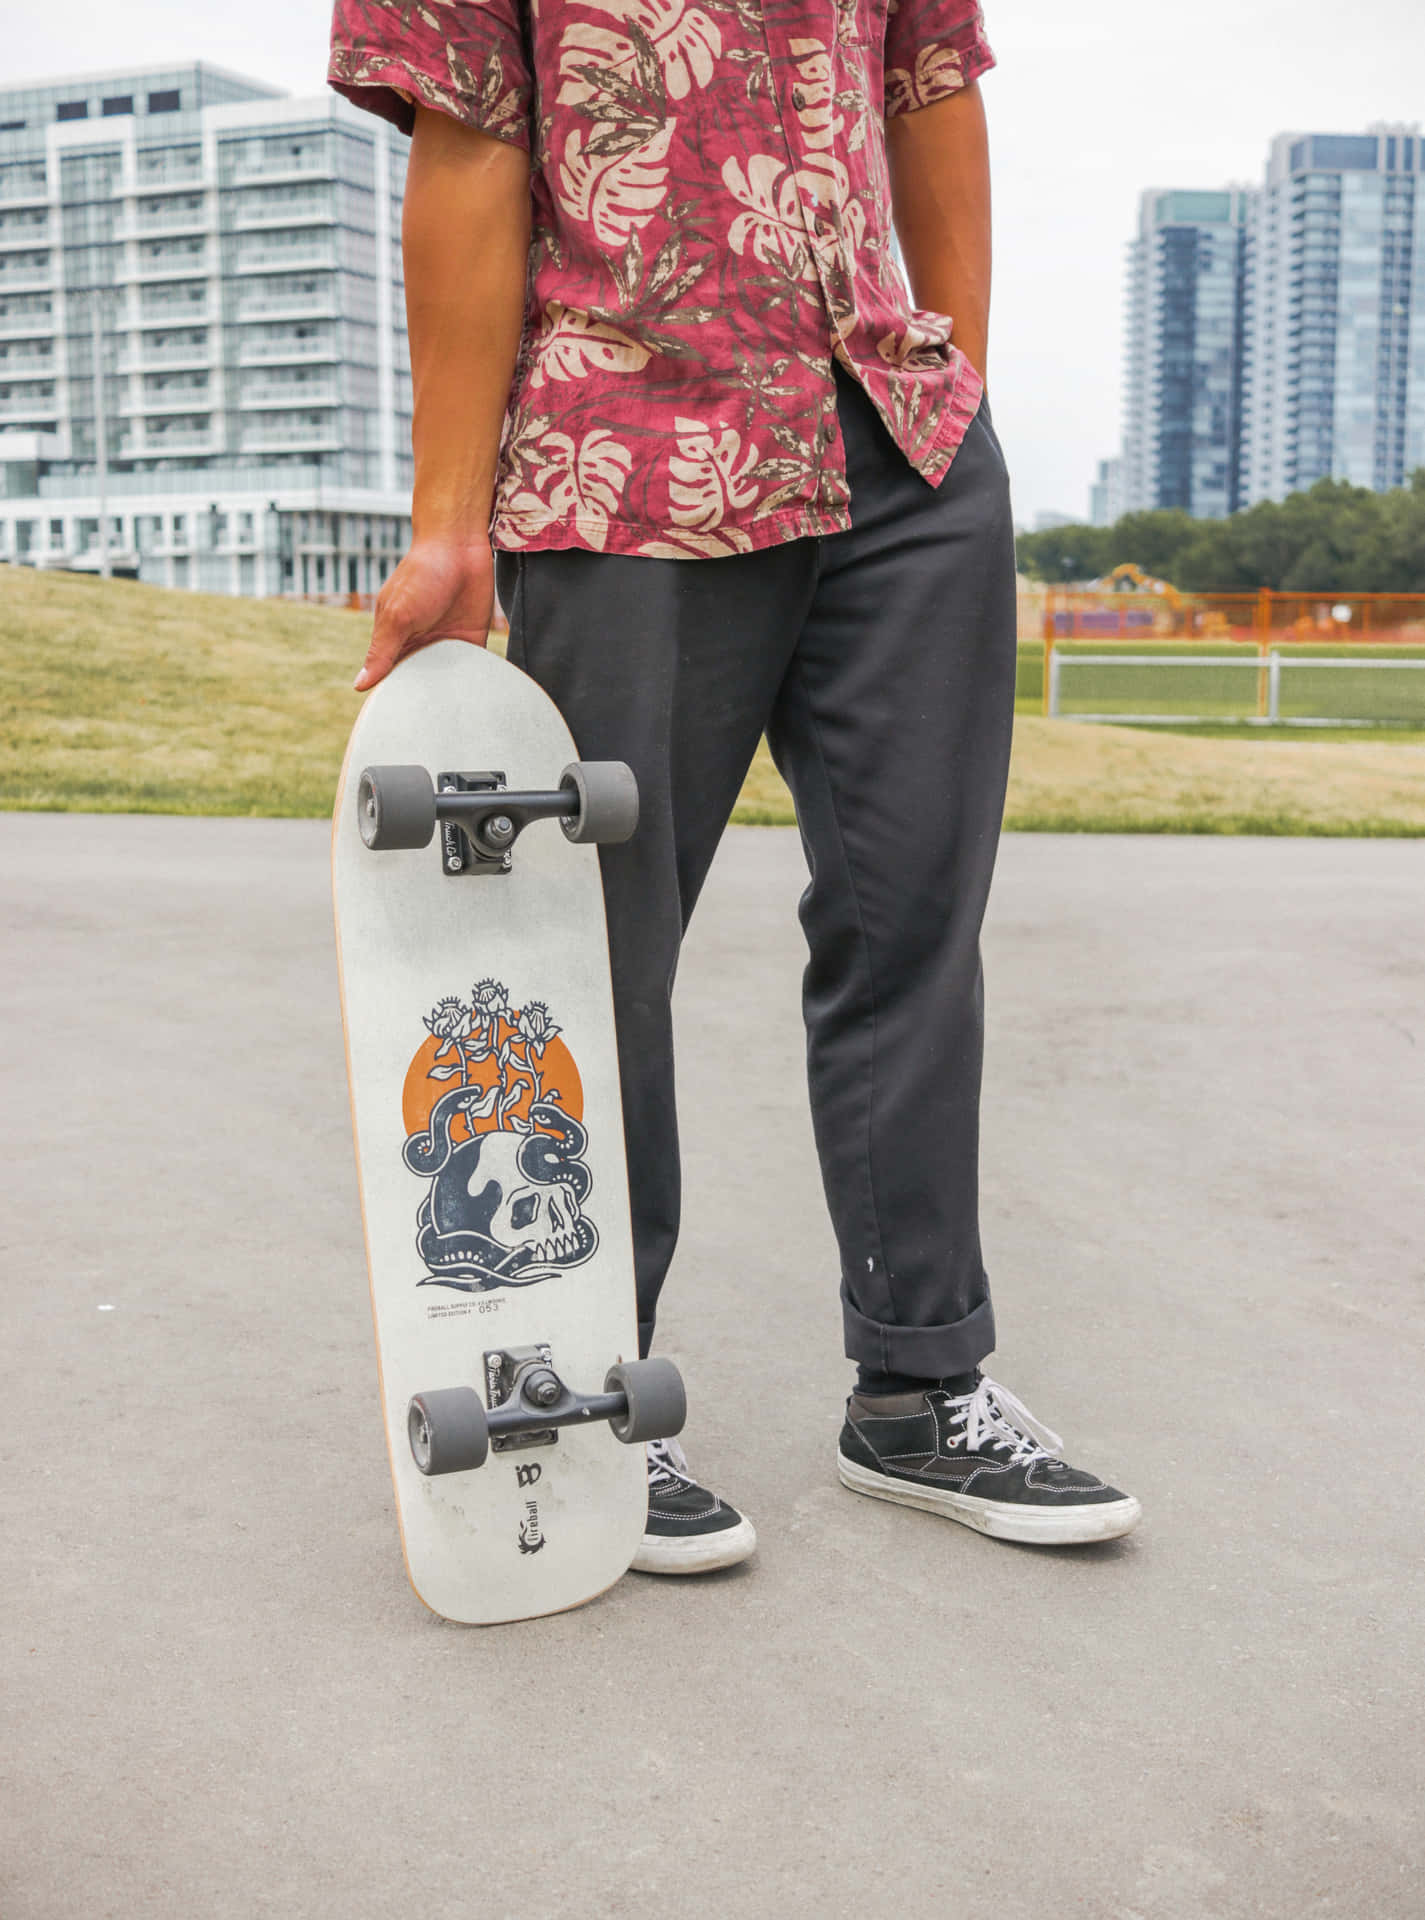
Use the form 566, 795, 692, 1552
838, 1453, 1142, 1545
630, 1515, 758, 1575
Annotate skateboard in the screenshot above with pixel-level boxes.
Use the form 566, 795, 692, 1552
331, 639, 685, 1625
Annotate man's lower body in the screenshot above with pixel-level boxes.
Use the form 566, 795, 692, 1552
496, 368, 1139, 1567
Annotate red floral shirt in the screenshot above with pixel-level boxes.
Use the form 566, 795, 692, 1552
329, 0, 994, 557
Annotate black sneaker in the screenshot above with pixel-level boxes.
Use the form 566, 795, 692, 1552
838, 1373, 1141, 1544
630, 1438, 757, 1575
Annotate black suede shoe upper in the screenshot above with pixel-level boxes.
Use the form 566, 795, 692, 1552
840, 1383, 1129, 1509
644, 1440, 746, 1540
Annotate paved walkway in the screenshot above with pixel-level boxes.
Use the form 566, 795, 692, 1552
2, 816, 1420, 1918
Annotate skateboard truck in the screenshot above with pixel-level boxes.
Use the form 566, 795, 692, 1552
407, 1350, 686, 1477
357, 760, 639, 876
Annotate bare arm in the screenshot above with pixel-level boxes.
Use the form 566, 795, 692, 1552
885, 79, 991, 386
355, 106, 530, 690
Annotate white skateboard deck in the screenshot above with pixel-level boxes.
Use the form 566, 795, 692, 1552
332, 641, 647, 1625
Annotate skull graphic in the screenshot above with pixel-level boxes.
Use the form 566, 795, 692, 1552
403, 1091, 598, 1290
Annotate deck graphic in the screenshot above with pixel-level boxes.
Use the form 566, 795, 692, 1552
400, 980, 597, 1291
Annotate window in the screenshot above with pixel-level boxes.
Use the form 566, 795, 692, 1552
0, 121, 25, 133
1310, 135, 1378, 172
56, 101, 89, 122
102, 97, 134, 118
148, 90, 181, 114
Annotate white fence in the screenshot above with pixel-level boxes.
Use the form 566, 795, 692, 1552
1046, 650, 1425, 727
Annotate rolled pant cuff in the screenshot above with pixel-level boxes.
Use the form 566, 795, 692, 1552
841, 1287, 996, 1380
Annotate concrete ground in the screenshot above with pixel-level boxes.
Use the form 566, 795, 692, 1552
1, 815, 1421, 1919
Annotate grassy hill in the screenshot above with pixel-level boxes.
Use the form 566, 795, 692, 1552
4, 566, 1424, 834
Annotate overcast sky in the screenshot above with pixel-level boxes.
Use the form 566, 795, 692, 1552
11, 0, 1425, 522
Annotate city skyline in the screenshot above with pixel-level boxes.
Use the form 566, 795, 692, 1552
6, 0, 1425, 528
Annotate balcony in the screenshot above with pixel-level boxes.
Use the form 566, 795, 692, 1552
134, 303, 213, 329
0, 353, 57, 376
230, 244, 336, 274
0, 392, 59, 418
0, 220, 51, 252
0, 258, 53, 290
0, 176, 49, 208
228, 201, 332, 232
223, 154, 336, 189
237, 335, 335, 364
239, 384, 338, 409
118, 389, 215, 418
0, 319, 53, 344
130, 251, 210, 283
114, 208, 210, 243
232, 291, 336, 322
115, 428, 219, 457
116, 343, 210, 373
238, 420, 342, 451
131, 166, 207, 194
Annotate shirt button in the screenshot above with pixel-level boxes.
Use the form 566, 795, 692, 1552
791, 87, 807, 107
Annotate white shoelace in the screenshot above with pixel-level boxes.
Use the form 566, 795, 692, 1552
946, 1376, 1064, 1466
647, 1436, 694, 1491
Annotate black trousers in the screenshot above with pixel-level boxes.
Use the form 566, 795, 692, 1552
495, 368, 1017, 1376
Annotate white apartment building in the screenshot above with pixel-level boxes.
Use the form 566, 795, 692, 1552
0, 61, 413, 597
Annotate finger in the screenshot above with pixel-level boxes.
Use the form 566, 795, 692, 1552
353, 607, 412, 691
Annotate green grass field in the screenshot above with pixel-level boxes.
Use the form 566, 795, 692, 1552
4, 566, 1425, 834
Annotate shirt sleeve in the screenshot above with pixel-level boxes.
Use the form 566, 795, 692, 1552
327, 0, 533, 153
883, 0, 995, 120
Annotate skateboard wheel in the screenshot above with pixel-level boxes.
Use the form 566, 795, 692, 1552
358, 765, 437, 850
559, 762, 639, 845
408, 1388, 489, 1475
604, 1358, 687, 1444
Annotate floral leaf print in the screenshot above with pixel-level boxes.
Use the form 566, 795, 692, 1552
586, 0, 722, 99
441, 43, 526, 142
877, 313, 952, 370
560, 0, 720, 107
786, 39, 842, 155
504, 426, 634, 549
558, 122, 675, 248
885, 41, 966, 117
667, 416, 762, 532
528, 302, 653, 385
559, 19, 667, 125
746, 453, 813, 518
724, 44, 773, 101
722, 156, 816, 282
639, 529, 755, 558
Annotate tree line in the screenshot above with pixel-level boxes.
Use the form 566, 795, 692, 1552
1017, 471, 1425, 591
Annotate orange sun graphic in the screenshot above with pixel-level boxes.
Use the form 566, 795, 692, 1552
401, 1010, 584, 1146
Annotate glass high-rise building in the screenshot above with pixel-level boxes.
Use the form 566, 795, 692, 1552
0, 61, 412, 596
1120, 188, 1249, 521
1241, 128, 1425, 504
